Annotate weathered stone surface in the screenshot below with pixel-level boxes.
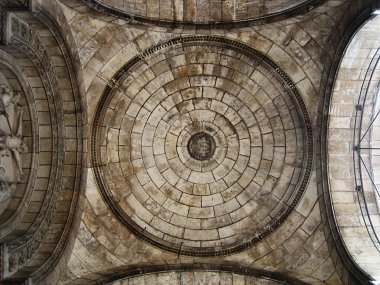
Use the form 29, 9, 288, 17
2, 0, 377, 284
328, 15, 380, 282
92, 0, 311, 24
92, 39, 311, 256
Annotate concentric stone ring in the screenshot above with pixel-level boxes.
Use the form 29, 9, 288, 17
92, 36, 313, 256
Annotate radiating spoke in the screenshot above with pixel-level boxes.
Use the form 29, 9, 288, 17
360, 100, 380, 143
357, 151, 380, 198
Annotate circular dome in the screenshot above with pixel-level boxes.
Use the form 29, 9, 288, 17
92, 37, 313, 256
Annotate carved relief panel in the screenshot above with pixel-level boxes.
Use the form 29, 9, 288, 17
0, 72, 28, 215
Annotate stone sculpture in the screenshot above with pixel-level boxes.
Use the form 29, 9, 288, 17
0, 75, 27, 214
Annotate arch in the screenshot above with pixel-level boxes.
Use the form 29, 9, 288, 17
64, 263, 310, 285
78, 0, 325, 28
0, 3, 87, 284
52, 0, 330, 29
327, 15, 380, 280
0, 49, 39, 238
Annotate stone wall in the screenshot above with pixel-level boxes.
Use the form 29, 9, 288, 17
327, 15, 380, 280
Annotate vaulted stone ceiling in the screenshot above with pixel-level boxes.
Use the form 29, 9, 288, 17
92, 36, 313, 257
0, 0, 379, 284
0, 5, 85, 284
81, 0, 322, 25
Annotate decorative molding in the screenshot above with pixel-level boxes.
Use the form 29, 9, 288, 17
7, 12, 28, 43
29, 5, 84, 282
80, 0, 326, 29
6, 15, 64, 275
78, 263, 310, 285
0, 6, 84, 284
0, 1, 30, 44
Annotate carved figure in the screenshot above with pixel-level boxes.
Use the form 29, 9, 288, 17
0, 80, 27, 213
0, 84, 27, 176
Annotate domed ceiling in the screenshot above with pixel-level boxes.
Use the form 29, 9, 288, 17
83, 0, 321, 25
92, 36, 313, 256
1, 0, 380, 284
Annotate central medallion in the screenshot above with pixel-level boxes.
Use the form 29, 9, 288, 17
187, 132, 216, 161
